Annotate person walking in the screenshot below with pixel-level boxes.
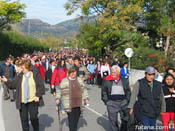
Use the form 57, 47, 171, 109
128, 66, 165, 131
43, 57, 50, 84
0, 59, 45, 131
161, 73, 175, 131
101, 65, 131, 131
154, 67, 163, 82
120, 62, 130, 84
166, 67, 175, 78
34, 59, 45, 80
87, 60, 96, 85
66, 56, 74, 70
101, 59, 111, 79
0, 56, 15, 101
14, 59, 23, 75
56, 67, 89, 131
51, 58, 68, 114
73, 56, 89, 82
112, 56, 120, 67
95, 60, 102, 86
46, 60, 56, 95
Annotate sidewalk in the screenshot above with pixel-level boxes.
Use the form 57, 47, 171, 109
0, 81, 5, 131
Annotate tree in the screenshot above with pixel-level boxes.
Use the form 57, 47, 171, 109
65, 0, 144, 56
77, 22, 104, 56
41, 36, 63, 50
0, 0, 25, 31
143, 0, 175, 56
65, 0, 142, 31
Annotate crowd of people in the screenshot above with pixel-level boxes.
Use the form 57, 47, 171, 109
0, 48, 175, 131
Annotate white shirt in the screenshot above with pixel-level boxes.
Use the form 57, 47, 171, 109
51, 65, 55, 73
101, 64, 110, 78
46, 62, 49, 71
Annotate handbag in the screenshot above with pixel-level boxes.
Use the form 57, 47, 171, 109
57, 69, 61, 84
103, 71, 109, 77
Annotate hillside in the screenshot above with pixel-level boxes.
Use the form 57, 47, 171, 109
15, 18, 81, 40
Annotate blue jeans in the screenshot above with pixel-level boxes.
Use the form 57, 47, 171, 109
56, 86, 64, 111
142, 115, 157, 131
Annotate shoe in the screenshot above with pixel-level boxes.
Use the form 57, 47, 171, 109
51, 94, 54, 96
61, 110, 66, 115
10, 99, 15, 102
53, 92, 56, 96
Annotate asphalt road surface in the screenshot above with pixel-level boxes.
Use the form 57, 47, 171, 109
2, 84, 111, 131
2, 83, 163, 131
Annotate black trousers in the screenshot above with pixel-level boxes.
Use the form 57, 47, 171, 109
50, 85, 56, 94
67, 107, 81, 131
90, 73, 95, 84
45, 70, 48, 83
19, 101, 39, 131
97, 74, 102, 86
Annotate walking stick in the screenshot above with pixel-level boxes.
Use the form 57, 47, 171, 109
57, 104, 62, 131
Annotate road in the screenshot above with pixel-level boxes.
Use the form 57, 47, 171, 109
2, 84, 111, 131
2, 83, 163, 131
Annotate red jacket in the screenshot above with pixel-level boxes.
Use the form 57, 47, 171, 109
104, 74, 120, 83
35, 64, 45, 80
51, 68, 68, 86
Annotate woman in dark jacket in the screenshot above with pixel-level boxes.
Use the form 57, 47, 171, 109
34, 59, 45, 80
46, 59, 56, 95
161, 73, 175, 131
1, 60, 45, 131
95, 60, 102, 86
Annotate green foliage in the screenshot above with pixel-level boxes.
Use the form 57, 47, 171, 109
78, 21, 149, 58
65, 0, 144, 56
65, 0, 175, 71
0, 31, 49, 60
115, 46, 175, 72
143, 0, 175, 35
112, 31, 148, 56
77, 22, 104, 57
143, 0, 175, 55
0, 0, 25, 31
131, 47, 162, 69
41, 36, 63, 50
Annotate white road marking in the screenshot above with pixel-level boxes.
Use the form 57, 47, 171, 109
0, 82, 5, 131
85, 106, 109, 120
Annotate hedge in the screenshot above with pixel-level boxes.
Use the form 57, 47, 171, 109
0, 31, 49, 60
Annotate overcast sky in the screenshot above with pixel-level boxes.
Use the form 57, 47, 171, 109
18, 0, 79, 25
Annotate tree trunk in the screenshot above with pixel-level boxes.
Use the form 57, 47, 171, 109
165, 30, 171, 56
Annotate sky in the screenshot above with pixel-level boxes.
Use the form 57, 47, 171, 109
17, 0, 79, 25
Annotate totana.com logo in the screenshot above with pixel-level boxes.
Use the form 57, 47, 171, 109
169, 120, 174, 131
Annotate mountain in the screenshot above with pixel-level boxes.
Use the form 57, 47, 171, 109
14, 18, 81, 40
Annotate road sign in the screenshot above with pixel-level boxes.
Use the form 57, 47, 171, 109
125, 48, 134, 58
124, 48, 134, 71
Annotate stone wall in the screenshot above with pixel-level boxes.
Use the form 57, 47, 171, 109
129, 69, 145, 86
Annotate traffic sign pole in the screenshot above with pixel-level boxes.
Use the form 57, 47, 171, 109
128, 57, 131, 71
